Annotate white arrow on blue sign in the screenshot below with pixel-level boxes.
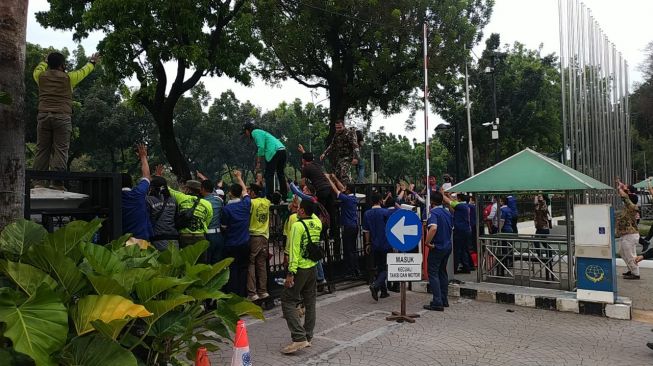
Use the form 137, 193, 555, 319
385, 209, 422, 252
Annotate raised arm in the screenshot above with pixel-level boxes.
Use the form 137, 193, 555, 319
324, 173, 340, 195
137, 144, 151, 180
233, 170, 247, 197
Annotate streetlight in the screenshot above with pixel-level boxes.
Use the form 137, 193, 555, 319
485, 54, 500, 164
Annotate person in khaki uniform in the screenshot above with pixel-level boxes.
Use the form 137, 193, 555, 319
281, 199, 321, 355
246, 183, 271, 301
615, 180, 640, 280
32, 52, 99, 189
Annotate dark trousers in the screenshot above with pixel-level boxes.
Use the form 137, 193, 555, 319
453, 230, 472, 271
427, 248, 451, 307
203, 232, 224, 264
316, 189, 337, 237
372, 249, 388, 291
224, 245, 250, 297
265, 149, 288, 200
282, 267, 317, 342
342, 226, 359, 275
511, 216, 519, 234
179, 233, 206, 249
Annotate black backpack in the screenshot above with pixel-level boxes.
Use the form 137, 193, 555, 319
299, 220, 325, 262
175, 197, 200, 230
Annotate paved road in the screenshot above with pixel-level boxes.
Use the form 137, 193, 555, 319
211, 287, 653, 366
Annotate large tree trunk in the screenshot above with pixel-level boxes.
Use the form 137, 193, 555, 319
0, 0, 28, 231
153, 108, 192, 182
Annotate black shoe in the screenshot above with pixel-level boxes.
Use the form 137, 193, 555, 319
423, 304, 444, 311
458, 269, 472, 274
622, 271, 632, 276
369, 285, 379, 301
443, 301, 450, 308
647, 342, 653, 350
380, 291, 390, 298
623, 274, 641, 280
388, 283, 400, 293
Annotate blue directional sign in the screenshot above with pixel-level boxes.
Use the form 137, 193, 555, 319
385, 209, 422, 252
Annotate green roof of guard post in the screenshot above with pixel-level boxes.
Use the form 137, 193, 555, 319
633, 177, 652, 189
447, 148, 614, 193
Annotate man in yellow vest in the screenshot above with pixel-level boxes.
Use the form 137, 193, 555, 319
32, 52, 99, 189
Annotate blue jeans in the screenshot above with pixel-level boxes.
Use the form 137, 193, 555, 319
316, 261, 325, 281
356, 159, 366, 183
204, 232, 224, 264
427, 247, 451, 307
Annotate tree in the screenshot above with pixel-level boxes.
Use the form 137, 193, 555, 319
0, 0, 29, 231
254, 0, 493, 136
37, 0, 260, 181
437, 34, 562, 174
630, 41, 653, 179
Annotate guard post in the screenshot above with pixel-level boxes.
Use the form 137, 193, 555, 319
385, 209, 423, 323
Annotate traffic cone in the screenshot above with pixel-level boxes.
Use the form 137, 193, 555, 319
231, 320, 252, 366
195, 346, 210, 366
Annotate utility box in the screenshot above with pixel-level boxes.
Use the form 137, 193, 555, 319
574, 204, 617, 304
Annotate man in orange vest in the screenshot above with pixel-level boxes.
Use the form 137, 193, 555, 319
32, 51, 99, 189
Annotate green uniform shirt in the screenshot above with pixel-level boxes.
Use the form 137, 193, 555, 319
284, 213, 299, 255
288, 214, 321, 274
168, 188, 213, 234
249, 197, 271, 238
251, 129, 285, 162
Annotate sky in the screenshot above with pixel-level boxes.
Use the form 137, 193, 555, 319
26, 0, 653, 143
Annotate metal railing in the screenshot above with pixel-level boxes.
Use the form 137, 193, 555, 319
479, 233, 575, 290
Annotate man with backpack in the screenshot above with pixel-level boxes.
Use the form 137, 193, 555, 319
281, 199, 322, 354
197, 171, 225, 264
168, 179, 213, 248
221, 170, 251, 296
147, 170, 179, 251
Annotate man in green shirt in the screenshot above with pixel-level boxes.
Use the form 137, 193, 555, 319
168, 180, 213, 248
32, 52, 99, 189
246, 183, 271, 301
281, 200, 321, 354
243, 122, 288, 200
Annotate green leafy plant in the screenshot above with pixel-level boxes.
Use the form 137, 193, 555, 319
0, 219, 263, 365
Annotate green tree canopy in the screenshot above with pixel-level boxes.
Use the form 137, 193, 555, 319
254, 0, 493, 133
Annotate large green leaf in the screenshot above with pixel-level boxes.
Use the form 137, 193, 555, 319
59, 334, 137, 366
90, 318, 131, 340
111, 267, 158, 292
198, 257, 233, 285
80, 242, 126, 275
226, 295, 264, 320
202, 267, 230, 293
187, 288, 230, 302
0, 219, 47, 258
0, 347, 36, 366
0, 260, 57, 296
148, 310, 192, 338
71, 294, 152, 335
142, 295, 194, 326
0, 285, 68, 366
28, 245, 87, 300
85, 273, 128, 296
134, 277, 195, 302
185, 263, 212, 278
45, 219, 103, 261
179, 240, 209, 265
106, 233, 132, 251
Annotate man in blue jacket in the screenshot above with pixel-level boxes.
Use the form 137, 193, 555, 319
506, 195, 519, 234
363, 192, 392, 301
424, 191, 453, 311
221, 170, 251, 297
451, 194, 472, 273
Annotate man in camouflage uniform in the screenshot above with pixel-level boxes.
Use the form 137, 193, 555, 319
320, 119, 360, 185
616, 180, 640, 280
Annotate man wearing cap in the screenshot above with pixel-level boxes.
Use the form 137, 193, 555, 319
298, 144, 336, 235
243, 123, 288, 200
32, 52, 100, 189
320, 119, 360, 185
168, 179, 213, 248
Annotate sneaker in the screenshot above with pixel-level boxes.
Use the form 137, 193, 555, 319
306, 339, 312, 347
622, 271, 632, 276
258, 292, 270, 299
247, 294, 259, 301
369, 285, 379, 301
443, 301, 450, 308
423, 304, 444, 311
281, 341, 309, 354
647, 342, 653, 350
380, 291, 390, 299
623, 274, 641, 280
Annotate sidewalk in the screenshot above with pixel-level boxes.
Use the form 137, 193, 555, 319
211, 286, 653, 366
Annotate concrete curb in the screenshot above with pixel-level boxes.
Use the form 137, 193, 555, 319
411, 281, 631, 320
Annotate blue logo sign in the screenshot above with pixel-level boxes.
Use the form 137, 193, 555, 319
385, 209, 422, 252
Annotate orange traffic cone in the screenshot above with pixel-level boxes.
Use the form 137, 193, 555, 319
195, 346, 210, 366
231, 320, 252, 366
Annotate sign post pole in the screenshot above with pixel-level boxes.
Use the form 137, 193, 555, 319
385, 210, 423, 323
